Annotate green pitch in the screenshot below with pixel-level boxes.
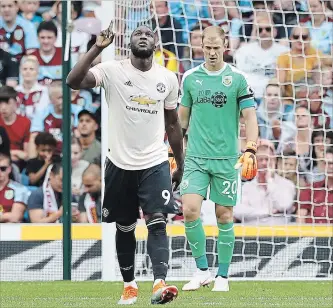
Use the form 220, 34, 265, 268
0, 281, 332, 307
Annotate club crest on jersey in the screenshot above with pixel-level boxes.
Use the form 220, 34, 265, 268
222, 76, 232, 87
130, 95, 157, 106
14, 29, 23, 41
156, 82, 166, 93
5, 190, 14, 200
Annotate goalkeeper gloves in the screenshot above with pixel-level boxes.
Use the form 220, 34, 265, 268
234, 141, 257, 180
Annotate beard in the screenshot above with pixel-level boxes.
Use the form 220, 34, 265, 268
131, 45, 154, 58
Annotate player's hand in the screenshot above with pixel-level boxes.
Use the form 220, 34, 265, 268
96, 20, 115, 49
172, 167, 183, 191
234, 141, 257, 180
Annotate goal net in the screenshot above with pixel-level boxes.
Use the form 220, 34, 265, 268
105, 0, 333, 281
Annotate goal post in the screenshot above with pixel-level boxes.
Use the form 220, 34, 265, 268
99, 0, 333, 282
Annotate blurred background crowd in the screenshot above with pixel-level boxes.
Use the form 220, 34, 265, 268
0, 0, 332, 225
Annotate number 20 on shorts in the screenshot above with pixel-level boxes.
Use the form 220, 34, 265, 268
221, 180, 237, 196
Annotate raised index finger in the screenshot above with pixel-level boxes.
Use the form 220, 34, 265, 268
108, 20, 114, 32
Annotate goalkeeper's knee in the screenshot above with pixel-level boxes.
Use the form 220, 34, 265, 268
145, 213, 167, 235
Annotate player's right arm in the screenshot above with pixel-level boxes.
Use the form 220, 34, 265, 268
66, 21, 115, 90
178, 75, 193, 137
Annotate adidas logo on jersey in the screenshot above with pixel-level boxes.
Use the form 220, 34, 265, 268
124, 80, 133, 87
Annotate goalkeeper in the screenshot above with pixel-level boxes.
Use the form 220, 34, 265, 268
179, 26, 258, 292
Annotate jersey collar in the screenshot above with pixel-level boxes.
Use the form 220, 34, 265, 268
201, 62, 227, 76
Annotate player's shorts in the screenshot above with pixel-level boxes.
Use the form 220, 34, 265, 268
102, 158, 180, 223
180, 156, 239, 206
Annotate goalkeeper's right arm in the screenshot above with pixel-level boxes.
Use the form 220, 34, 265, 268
179, 105, 191, 138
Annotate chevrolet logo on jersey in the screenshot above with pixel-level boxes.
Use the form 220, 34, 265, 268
130, 95, 157, 106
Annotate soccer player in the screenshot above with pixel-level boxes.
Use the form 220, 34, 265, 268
179, 26, 258, 292
67, 22, 184, 305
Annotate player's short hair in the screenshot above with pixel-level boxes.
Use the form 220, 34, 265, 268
37, 21, 58, 37
0, 86, 17, 102
35, 132, 57, 148
20, 55, 39, 70
130, 25, 154, 41
202, 26, 226, 43
50, 162, 62, 175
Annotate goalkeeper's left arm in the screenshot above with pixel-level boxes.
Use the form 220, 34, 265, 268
235, 107, 258, 180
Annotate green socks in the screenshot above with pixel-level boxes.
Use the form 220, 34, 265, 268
185, 218, 208, 270
217, 222, 235, 277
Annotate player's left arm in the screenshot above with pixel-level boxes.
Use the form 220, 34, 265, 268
236, 76, 259, 180
164, 73, 184, 187
242, 107, 258, 150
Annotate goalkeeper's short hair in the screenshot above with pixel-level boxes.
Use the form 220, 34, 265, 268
202, 26, 226, 43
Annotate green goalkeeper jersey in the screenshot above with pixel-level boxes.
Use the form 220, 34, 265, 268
180, 63, 256, 159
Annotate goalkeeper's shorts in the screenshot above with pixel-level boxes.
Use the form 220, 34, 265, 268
102, 158, 180, 223
180, 156, 240, 206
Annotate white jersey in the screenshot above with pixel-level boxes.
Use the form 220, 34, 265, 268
89, 59, 179, 170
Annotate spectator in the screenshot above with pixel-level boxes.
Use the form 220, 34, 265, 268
27, 162, 80, 223
276, 150, 299, 187
71, 137, 89, 200
19, 0, 43, 29
305, 129, 333, 183
202, 0, 240, 60
0, 152, 30, 223
154, 29, 184, 79
295, 81, 331, 129
257, 81, 294, 147
235, 0, 289, 49
151, 0, 184, 58
15, 55, 51, 120
279, 106, 311, 165
234, 139, 295, 224
313, 65, 333, 120
54, 1, 90, 69
0, 49, 19, 87
78, 164, 101, 223
273, 0, 307, 38
182, 23, 206, 71
276, 25, 331, 102
25, 132, 58, 187
77, 110, 101, 164
71, 89, 96, 114
82, 0, 101, 17
234, 15, 289, 100
296, 147, 333, 224
0, 0, 38, 61
169, 0, 209, 43
29, 81, 82, 157
31, 21, 62, 83
303, 0, 333, 55
0, 126, 11, 157
0, 85, 30, 168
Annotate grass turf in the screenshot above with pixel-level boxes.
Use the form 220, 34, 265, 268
0, 281, 332, 307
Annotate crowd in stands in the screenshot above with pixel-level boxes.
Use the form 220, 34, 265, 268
0, 0, 332, 225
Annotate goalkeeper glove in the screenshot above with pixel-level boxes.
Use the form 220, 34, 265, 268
234, 141, 257, 180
